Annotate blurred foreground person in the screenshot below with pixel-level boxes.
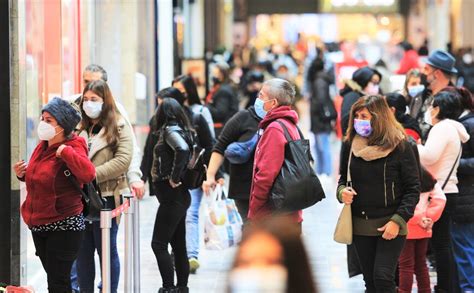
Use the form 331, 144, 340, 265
13, 98, 95, 292
229, 217, 317, 293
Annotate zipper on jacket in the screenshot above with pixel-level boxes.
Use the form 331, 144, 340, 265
384, 160, 387, 207
158, 156, 162, 177
392, 182, 395, 202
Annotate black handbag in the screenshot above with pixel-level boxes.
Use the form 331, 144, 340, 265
269, 120, 326, 211
64, 169, 106, 222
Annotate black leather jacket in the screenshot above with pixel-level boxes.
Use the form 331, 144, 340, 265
151, 123, 191, 183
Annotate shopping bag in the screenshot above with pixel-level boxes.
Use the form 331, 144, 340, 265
204, 185, 243, 250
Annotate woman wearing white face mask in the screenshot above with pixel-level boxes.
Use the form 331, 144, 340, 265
229, 217, 316, 293
417, 91, 469, 293
13, 97, 96, 292
75, 80, 133, 293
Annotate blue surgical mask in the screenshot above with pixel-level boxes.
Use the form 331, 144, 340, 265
408, 85, 425, 97
254, 98, 274, 119
354, 119, 372, 137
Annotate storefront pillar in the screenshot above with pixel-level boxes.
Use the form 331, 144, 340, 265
1, 0, 27, 286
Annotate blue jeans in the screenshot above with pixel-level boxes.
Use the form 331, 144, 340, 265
70, 261, 79, 292
451, 221, 474, 292
185, 188, 203, 259
76, 220, 120, 293
313, 132, 332, 176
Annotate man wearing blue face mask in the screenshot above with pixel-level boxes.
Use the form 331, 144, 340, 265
248, 79, 304, 229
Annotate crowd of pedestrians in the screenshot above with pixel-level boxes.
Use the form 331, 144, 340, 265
12, 39, 474, 293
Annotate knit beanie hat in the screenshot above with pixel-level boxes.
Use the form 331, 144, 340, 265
42, 97, 82, 135
352, 67, 382, 89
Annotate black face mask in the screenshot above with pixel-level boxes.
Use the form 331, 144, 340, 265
420, 73, 430, 88
212, 77, 221, 85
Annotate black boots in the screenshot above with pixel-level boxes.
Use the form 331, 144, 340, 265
158, 287, 189, 293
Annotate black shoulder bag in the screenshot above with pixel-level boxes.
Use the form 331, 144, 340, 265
64, 169, 105, 222
269, 120, 326, 211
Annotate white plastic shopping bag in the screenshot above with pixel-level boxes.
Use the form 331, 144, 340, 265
204, 184, 243, 250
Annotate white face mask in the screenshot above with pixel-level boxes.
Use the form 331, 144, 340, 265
37, 121, 61, 141
228, 266, 287, 293
83, 101, 103, 119
463, 53, 473, 65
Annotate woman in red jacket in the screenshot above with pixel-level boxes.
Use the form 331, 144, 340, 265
13, 97, 95, 293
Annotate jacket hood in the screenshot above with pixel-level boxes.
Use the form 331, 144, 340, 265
42, 133, 85, 151
340, 79, 363, 96
259, 106, 298, 129
445, 119, 470, 143
247, 106, 263, 122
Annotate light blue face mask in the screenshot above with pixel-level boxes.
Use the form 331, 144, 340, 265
408, 85, 425, 97
254, 98, 274, 119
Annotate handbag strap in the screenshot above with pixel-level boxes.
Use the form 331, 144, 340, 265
64, 169, 88, 200
442, 147, 462, 190
347, 146, 353, 188
275, 119, 305, 142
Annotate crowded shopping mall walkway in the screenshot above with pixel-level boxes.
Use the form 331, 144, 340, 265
25, 101, 435, 292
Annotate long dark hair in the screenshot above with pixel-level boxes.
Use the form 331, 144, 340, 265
232, 216, 317, 293
155, 98, 194, 139
79, 80, 120, 149
172, 75, 202, 106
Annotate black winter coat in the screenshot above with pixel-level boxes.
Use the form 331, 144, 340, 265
455, 112, 474, 223
213, 107, 261, 199
340, 87, 363, 135
151, 123, 191, 183
207, 83, 239, 137
338, 140, 420, 223
310, 72, 335, 133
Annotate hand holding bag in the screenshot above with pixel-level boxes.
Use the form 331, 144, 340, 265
334, 149, 353, 244
204, 185, 243, 250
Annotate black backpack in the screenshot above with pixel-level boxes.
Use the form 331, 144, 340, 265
269, 120, 325, 211
182, 112, 207, 189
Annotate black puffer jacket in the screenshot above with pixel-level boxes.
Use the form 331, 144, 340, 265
151, 123, 191, 183
207, 83, 239, 137
455, 112, 474, 223
213, 107, 261, 199
338, 139, 420, 223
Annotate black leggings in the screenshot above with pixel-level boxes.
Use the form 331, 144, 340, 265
353, 234, 406, 293
151, 181, 191, 288
32, 230, 84, 293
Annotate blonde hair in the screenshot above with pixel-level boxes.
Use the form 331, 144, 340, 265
345, 95, 406, 150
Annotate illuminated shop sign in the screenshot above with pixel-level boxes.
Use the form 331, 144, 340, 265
321, 0, 399, 13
